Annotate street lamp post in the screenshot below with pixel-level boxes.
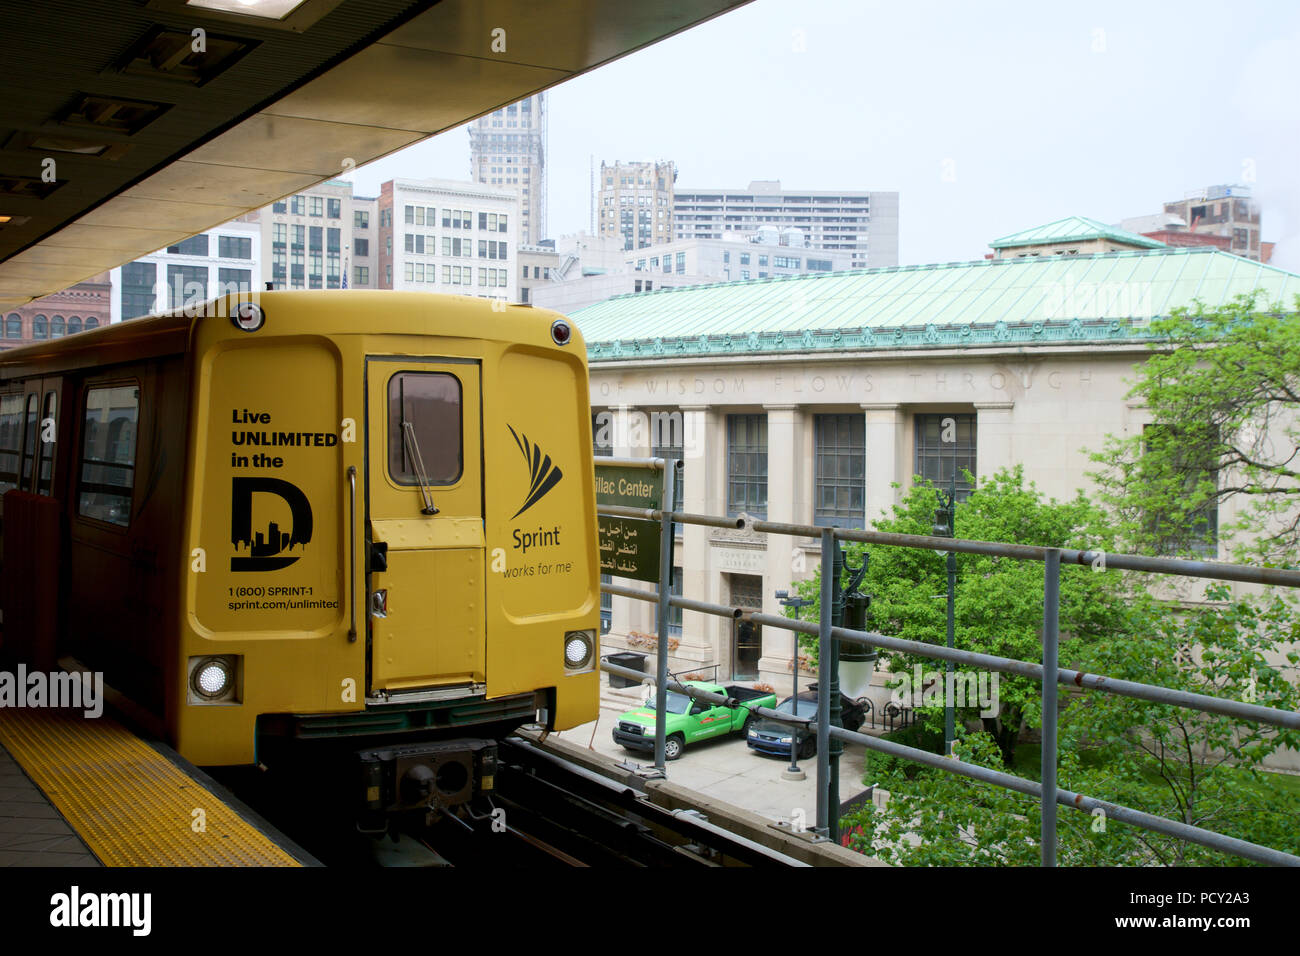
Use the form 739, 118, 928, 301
776, 589, 813, 780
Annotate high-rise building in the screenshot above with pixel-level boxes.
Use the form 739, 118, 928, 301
596, 160, 677, 251
673, 181, 899, 269
350, 193, 378, 289
260, 180, 370, 292
469, 93, 546, 245
376, 178, 520, 299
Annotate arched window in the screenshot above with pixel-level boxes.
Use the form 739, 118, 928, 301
67, 316, 82, 335
84, 317, 99, 330
51, 315, 66, 338
33, 315, 47, 339
4, 314, 20, 338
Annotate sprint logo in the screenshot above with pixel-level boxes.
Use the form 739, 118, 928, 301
508, 424, 563, 519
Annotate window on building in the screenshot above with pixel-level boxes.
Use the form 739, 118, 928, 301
67, 317, 82, 335
740, 253, 750, 265
217, 268, 252, 297
121, 262, 156, 320
218, 235, 251, 259
593, 410, 613, 457
167, 264, 207, 310
654, 567, 684, 637
354, 210, 370, 229
814, 414, 865, 527
354, 237, 369, 256
309, 226, 322, 252
309, 196, 323, 216
327, 198, 341, 219
599, 573, 612, 632
166, 235, 208, 257
78, 384, 139, 527
354, 266, 369, 286
652, 419, 685, 532
290, 196, 305, 215
914, 413, 977, 501
272, 201, 287, 214
4, 314, 20, 338
676, 252, 686, 274
727, 414, 767, 518
1142, 424, 1219, 556
84, 318, 98, 330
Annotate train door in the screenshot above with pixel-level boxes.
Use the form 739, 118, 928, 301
20, 377, 61, 496
365, 357, 485, 693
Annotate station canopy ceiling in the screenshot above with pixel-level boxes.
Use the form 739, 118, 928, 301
0, 0, 748, 309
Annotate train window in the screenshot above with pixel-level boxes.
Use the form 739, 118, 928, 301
36, 391, 56, 496
20, 393, 37, 487
77, 385, 139, 527
387, 372, 462, 486
0, 393, 22, 492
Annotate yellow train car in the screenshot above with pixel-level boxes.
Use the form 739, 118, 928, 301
0, 291, 599, 814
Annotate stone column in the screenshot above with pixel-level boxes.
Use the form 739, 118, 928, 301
862, 402, 904, 526
677, 406, 715, 665
759, 405, 802, 686
974, 401, 1015, 485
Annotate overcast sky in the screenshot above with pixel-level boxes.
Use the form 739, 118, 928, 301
352, 0, 1300, 270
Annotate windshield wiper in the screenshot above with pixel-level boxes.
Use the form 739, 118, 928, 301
401, 420, 440, 516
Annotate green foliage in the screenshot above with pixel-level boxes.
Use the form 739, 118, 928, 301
1087, 292, 1300, 568
848, 586, 1300, 866
789, 465, 1134, 765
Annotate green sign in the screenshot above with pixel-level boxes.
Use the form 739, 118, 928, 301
595, 461, 671, 582
594, 465, 663, 510
598, 516, 660, 582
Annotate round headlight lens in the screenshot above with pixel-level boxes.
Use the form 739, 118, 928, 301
550, 319, 571, 346
564, 635, 591, 668
193, 659, 231, 699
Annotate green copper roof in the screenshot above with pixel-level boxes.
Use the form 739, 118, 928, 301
989, 215, 1166, 250
574, 247, 1300, 363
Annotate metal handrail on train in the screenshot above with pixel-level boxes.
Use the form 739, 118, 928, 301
597, 504, 1300, 867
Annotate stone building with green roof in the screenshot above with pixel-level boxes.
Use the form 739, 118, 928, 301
575, 244, 1300, 691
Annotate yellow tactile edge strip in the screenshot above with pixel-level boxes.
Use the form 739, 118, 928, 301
0, 708, 299, 866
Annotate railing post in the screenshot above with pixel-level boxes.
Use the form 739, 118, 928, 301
652, 459, 677, 772
1041, 548, 1060, 867
816, 529, 834, 835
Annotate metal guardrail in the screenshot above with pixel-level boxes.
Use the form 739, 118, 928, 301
598, 504, 1300, 867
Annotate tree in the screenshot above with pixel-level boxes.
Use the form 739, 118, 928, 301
848, 585, 1300, 866
1088, 292, 1300, 568
790, 465, 1134, 766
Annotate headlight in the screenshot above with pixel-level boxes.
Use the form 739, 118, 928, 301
188, 655, 241, 704
748, 730, 758, 737
779, 736, 793, 744
562, 629, 595, 673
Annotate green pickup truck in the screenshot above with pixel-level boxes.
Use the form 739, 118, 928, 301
612, 681, 778, 759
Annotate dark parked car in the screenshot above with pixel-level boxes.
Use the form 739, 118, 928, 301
746, 690, 870, 760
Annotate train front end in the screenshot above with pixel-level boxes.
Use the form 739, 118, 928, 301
175, 292, 599, 816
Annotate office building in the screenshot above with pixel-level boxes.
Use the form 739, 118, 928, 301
470, 93, 546, 245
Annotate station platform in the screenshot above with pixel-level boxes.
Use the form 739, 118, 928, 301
0, 707, 312, 867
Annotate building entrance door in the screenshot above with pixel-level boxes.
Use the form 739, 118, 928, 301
728, 573, 763, 680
